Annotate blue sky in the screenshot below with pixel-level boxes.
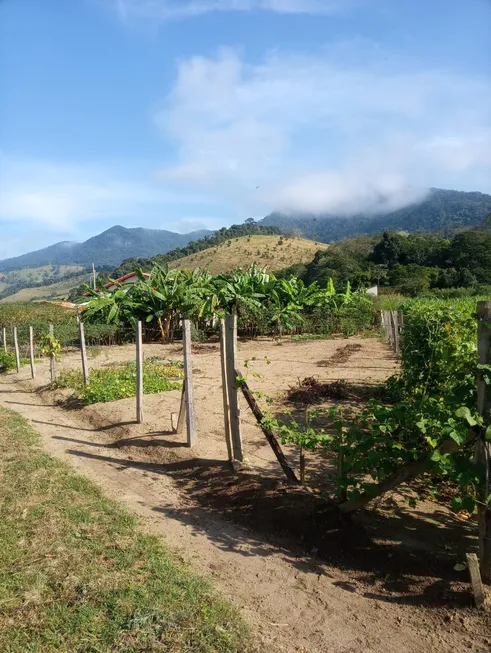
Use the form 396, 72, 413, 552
1, 0, 490, 259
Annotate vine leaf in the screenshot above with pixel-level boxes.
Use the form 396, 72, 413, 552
455, 406, 478, 426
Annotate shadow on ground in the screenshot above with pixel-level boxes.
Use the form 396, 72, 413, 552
58, 437, 479, 611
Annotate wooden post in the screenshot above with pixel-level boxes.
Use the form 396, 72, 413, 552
182, 319, 197, 447
392, 311, 400, 356
476, 300, 491, 583
29, 326, 36, 379
175, 382, 186, 434
380, 311, 387, 340
238, 374, 298, 483
2, 326, 6, 353
49, 324, 56, 381
397, 310, 404, 356
13, 327, 20, 373
136, 320, 143, 424
384, 311, 393, 348
219, 318, 233, 462
300, 446, 306, 485
78, 321, 89, 386
225, 314, 244, 462
466, 552, 485, 608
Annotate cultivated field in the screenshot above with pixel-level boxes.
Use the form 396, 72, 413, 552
1, 335, 489, 653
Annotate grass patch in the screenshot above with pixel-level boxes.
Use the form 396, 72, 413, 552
0, 407, 254, 652
290, 333, 332, 341
54, 361, 183, 405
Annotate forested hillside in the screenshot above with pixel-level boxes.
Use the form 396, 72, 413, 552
279, 228, 491, 296
263, 188, 491, 242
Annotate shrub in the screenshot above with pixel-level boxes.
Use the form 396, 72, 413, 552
0, 351, 16, 373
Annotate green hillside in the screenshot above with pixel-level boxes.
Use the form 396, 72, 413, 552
1, 272, 92, 303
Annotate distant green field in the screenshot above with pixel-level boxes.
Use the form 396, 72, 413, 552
0, 265, 86, 302
0, 264, 83, 285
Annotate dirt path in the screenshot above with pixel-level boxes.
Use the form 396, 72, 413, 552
0, 341, 489, 653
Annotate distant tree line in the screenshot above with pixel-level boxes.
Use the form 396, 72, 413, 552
279, 224, 491, 297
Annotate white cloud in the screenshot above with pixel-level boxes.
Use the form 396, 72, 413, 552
0, 155, 205, 232
114, 0, 352, 22
155, 48, 491, 215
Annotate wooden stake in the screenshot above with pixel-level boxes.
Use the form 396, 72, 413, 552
466, 552, 486, 608
49, 324, 56, 381
78, 321, 89, 386
182, 319, 197, 447
29, 326, 36, 379
385, 311, 393, 349
2, 326, 6, 353
225, 314, 243, 462
219, 318, 233, 462
136, 320, 143, 424
392, 311, 400, 355
239, 373, 299, 483
300, 446, 306, 485
476, 300, 491, 583
380, 311, 387, 340
13, 327, 20, 373
175, 382, 186, 434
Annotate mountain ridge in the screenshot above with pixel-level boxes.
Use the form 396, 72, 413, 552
260, 188, 491, 242
0, 225, 212, 273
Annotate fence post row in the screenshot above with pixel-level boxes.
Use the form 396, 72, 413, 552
78, 321, 89, 386
29, 326, 36, 379
13, 327, 20, 373
136, 320, 144, 424
224, 314, 244, 463
476, 300, 491, 584
182, 319, 197, 447
381, 310, 403, 356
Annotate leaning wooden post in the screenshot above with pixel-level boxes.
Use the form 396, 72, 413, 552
219, 318, 233, 462
13, 327, 20, 373
136, 320, 144, 424
29, 326, 36, 379
182, 319, 197, 447
49, 324, 56, 381
78, 320, 89, 386
2, 326, 6, 353
476, 300, 491, 583
225, 313, 244, 462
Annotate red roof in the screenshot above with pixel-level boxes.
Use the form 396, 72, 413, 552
83, 271, 150, 296
103, 271, 150, 289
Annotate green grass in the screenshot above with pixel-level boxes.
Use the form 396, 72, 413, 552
0, 407, 255, 652
54, 361, 184, 404
290, 333, 332, 342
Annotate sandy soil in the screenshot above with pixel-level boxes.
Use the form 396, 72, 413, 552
1, 336, 490, 653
